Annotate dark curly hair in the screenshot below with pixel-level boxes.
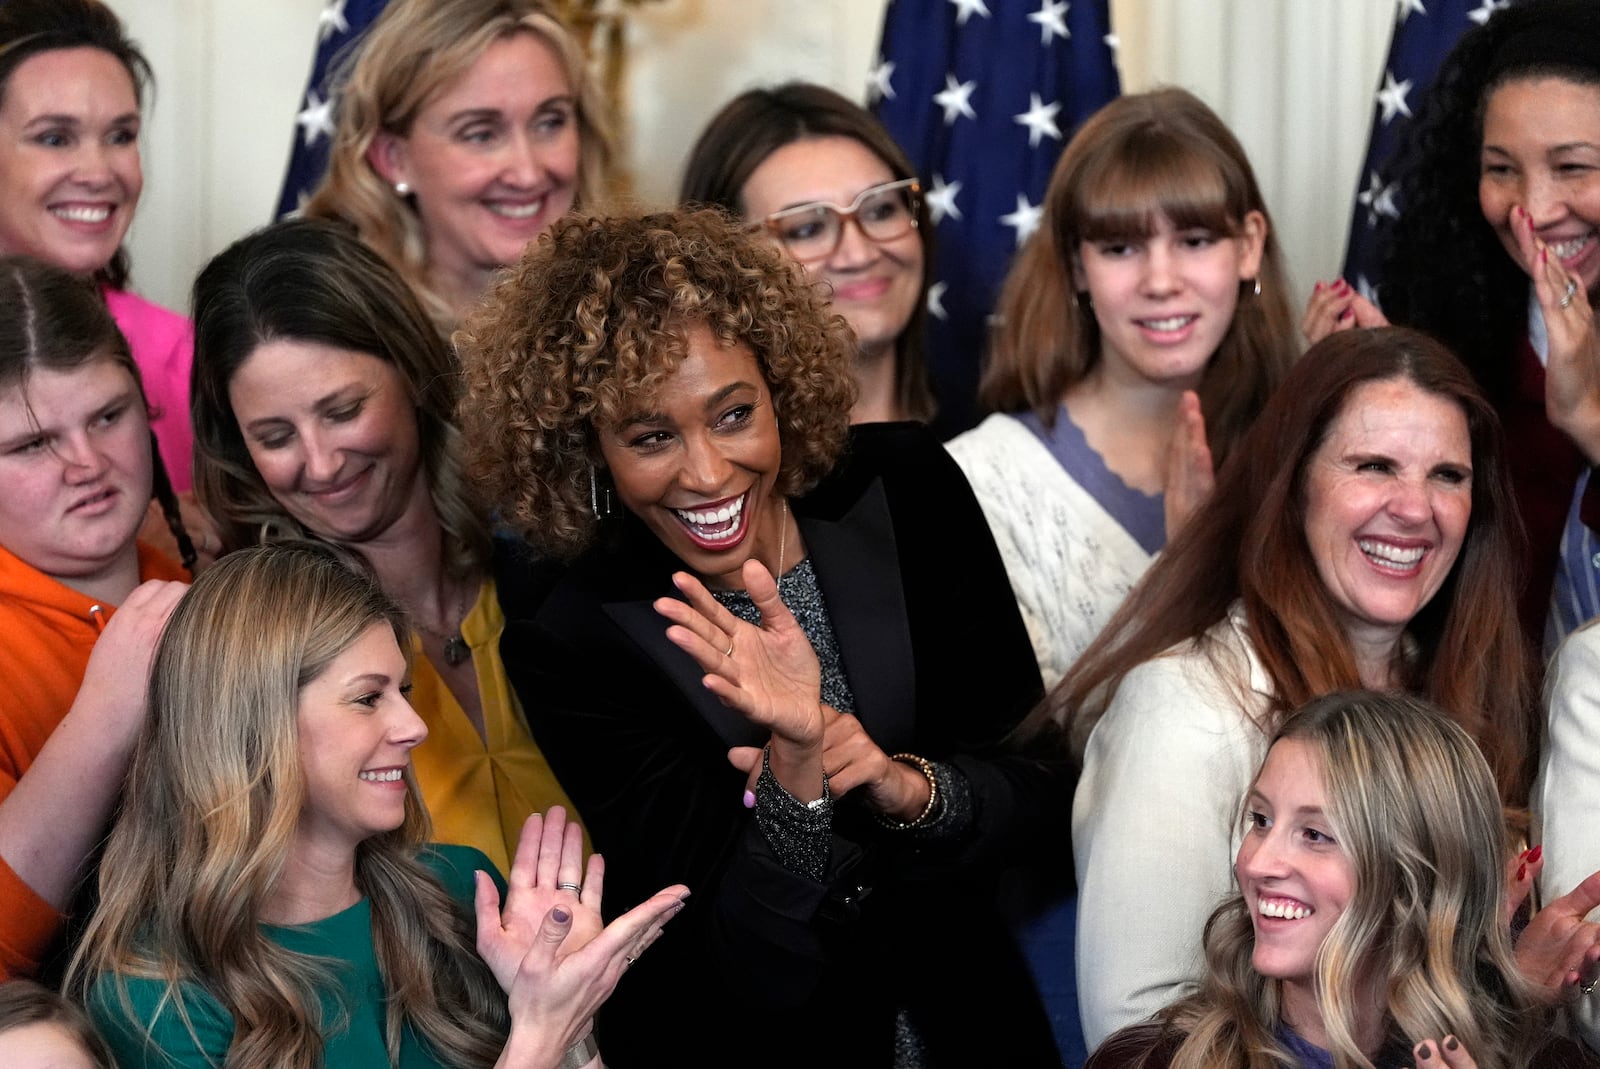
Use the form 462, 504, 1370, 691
1380, 0, 1600, 396
456, 208, 858, 561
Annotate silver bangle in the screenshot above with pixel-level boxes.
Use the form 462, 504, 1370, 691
559, 1033, 600, 1069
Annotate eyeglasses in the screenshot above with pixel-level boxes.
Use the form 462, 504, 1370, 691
757, 178, 922, 263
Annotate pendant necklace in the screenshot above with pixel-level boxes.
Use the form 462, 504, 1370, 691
417, 583, 472, 667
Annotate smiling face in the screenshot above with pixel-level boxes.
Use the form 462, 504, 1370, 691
294, 622, 426, 857
1479, 75, 1600, 298
371, 31, 578, 307
227, 340, 427, 547
1075, 208, 1265, 391
0, 357, 149, 593
1236, 737, 1355, 1032
0, 47, 142, 276
595, 323, 787, 590
740, 135, 924, 363
1301, 377, 1472, 662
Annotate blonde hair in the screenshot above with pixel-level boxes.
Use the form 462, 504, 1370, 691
68, 542, 509, 1069
1106, 692, 1540, 1069
303, 0, 612, 329
981, 87, 1294, 469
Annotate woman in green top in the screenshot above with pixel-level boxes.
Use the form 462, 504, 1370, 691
68, 541, 688, 1068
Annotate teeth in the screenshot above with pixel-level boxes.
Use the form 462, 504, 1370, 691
673, 494, 746, 540
487, 199, 544, 219
359, 769, 403, 782
1258, 898, 1312, 920
1358, 538, 1425, 568
53, 205, 111, 223
1550, 234, 1594, 260
1140, 315, 1195, 332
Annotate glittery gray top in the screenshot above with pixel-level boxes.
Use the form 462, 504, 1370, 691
713, 558, 966, 881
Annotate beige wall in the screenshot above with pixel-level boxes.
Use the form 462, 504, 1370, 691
113, 0, 1395, 315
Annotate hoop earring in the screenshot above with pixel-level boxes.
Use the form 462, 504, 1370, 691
589, 466, 614, 519
1250, 277, 1261, 297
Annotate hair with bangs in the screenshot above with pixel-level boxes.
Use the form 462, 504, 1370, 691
1044, 327, 1533, 805
456, 207, 857, 561
303, 0, 612, 330
1093, 692, 1540, 1069
679, 82, 936, 424
69, 541, 510, 1069
980, 87, 1294, 470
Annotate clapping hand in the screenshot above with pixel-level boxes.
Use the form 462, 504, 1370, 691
655, 561, 825, 752
1406, 1037, 1477, 1069
476, 807, 690, 1068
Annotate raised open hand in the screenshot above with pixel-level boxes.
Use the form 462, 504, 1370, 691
654, 560, 824, 750
475, 807, 601, 993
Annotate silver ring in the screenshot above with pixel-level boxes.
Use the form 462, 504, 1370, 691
1561, 278, 1578, 309
1583, 976, 1598, 996
624, 955, 637, 968
723, 639, 734, 658
557, 881, 582, 894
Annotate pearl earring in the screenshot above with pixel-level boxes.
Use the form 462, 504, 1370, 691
394, 181, 412, 197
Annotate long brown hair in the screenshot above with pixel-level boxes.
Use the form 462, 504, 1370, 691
1049, 327, 1532, 804
980, 87, 1294, 469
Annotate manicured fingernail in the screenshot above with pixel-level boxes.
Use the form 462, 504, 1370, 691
742, 790, 756, 809
1529, 844, 1543, 864
552, 907, 570, 923
1418, 1042, 1432, 1060
1314, 281, 1323, 292
1517, 863, 1527, 881
1444, 1036, 1458, 1052
1339, 308, 1353, 321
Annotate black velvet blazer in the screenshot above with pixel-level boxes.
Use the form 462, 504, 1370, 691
496, 423, 1070, 1068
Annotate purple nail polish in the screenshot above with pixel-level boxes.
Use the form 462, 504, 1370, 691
552, 907, 570, 924
742, 789, 756, 809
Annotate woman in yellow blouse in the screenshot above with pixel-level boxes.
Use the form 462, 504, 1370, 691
189, 218, 580, 869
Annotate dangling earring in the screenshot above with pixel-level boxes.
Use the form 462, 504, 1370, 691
394, 181, 412, 197
589, 466, 614, 520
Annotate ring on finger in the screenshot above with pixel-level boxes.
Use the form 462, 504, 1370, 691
723, 638, 734, 658
1583, 975, 1598, 996
557, 881, 582, 894
1561, 278, 1579, 309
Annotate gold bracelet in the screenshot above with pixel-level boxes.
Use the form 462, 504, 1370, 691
876, 753, 939, 830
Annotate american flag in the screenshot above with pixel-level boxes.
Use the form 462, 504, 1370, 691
1339, 0, 1512, 305
275, 0, 391, 219
872, 0, 1120, 437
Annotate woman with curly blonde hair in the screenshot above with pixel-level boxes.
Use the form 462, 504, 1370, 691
457, 207, 1068, 1067
1088, 690, 1597, 1069
70, 541, 687, 1069
304, 0, 611, 328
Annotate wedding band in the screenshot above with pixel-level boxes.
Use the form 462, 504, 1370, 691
557, 881, 582, 894
1561, 278, 1578, 308
1583, 976, 1598, 996
724, 639, 734, 658
624, 955, 637, 968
